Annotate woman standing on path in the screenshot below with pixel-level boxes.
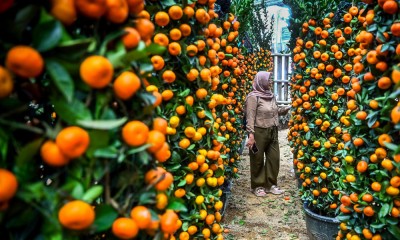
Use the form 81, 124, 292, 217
245, 71, 290, 197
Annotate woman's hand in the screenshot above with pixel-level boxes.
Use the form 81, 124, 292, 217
246, 133, 255, 148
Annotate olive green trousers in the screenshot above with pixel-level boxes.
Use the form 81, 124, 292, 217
249, 126, 280, 190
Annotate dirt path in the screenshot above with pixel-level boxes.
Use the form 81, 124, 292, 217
222, 129, 309, 240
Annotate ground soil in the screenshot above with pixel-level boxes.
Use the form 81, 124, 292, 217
222, 129, 309, 240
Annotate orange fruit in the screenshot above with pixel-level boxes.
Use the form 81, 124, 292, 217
0, 66, 13, 98
154, 142, 171, 162
56, 126, 90, 159
168, 42, 182, 56
58, 200, 95, 230
112, 217, 139, 239
383, 0, 398, 14
153, 117, 168, 134
362, 193, 373, 202
386, 186, 400, 196
356, 161, 368, 173
169, 28, 181, 41
41, 140, 70, 167
75, 0, 107, 19
371, 182, 381, 192
377, 77, 392, 90
6, 46, 44, 78
161, 89, 174, 101
151, 55, 165, 71
390, 176, 400, 188
130, 206, 151, 229
155, 11, 170, 26
156, 192, 168, 210
391, 22, 400, 37
378, 134, 392, 147
80, 55, 114, 89
105, 0, 129, 23
196, 88, 208, 99
179, 138, 191, 149
363, 206, 375, 217
195, 8, 210, 24
147, 130, 165, 153
113, 71, 141, 100
183, 6, 194, 18
153, 33, 169, 46
122, 121, 149, 147
341, 195, 352, 206
381, 159, 394, 171
127, 0, 144, 14
162, 70, 176, 83
50, 0, 77, 25
179, 23, 191, 37
391, 105, 400, 124
168, 5, 183, 20
135, 18, 154, 41
186, 68, 199, 81
160, 209, 179, 234
0, 168, 18, 202
122, 27, 141, 49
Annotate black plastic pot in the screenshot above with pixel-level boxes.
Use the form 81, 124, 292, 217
220, 179, 233, 217
303, 203, 340, 240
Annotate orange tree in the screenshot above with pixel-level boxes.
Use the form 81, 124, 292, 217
254, 48, 273, 73
336, 0, 400, 239
287, 0, 363, 217
142, 0, 246, 238
0, 0, 183, 239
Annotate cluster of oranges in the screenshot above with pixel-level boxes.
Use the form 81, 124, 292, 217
144, 0, 250, 238
289, 0, 400, 239
237, 48, 273, 99
289, 8, 358, 217
0, 0, 253, 239
0, 0, 185, 239
335, 0, 400, 239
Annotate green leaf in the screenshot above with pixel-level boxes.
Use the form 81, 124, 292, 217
178, 179, 187, 187
139, 191, 156, 205
94, 146, 118, 159
167, 199, 188, 212
93, 205, 118, 233
379, 203, 391, 218
82, 186, 103, 203
215, 168, 224, 177
178, 89, 191, 97
381, 43, 391, 52
122, 41, 147, 63
127, 144, 152, 155
385, 142, 399, 152
160, 0, 178, 8
216, 136, 227, 142
87, 130, 110, 158
0, 128, 8, 164
32, 9, 62, 52
181, 222, 189, 231
146, 43, 166, 55
12, 5, 41, 41
388, 225, 400, 238
46, 60, 74, 102
77, 117, 127, 130
99, 29, 125, 56
51, 96, 92, 124
16, 138, 44, 166
56, 38, 94, 59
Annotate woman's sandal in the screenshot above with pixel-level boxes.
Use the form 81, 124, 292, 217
253, 187, 267, 197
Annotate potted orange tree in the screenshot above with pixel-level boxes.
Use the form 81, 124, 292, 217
286, 0, 367, 238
